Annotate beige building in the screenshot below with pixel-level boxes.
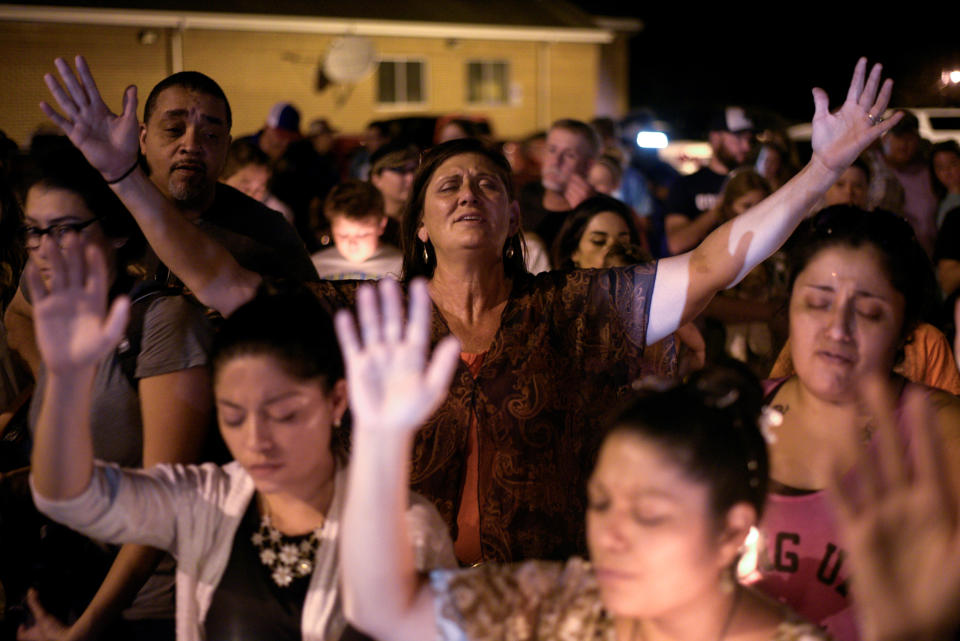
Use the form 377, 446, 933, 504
0, 2, 638, 147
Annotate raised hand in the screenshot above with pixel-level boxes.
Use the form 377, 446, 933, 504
564, 173, 595, 210
334, 278, 460, 436
25, 237, 129, 375
811, 57, 902, 173
830, 376, 960, 641
40, 56, 140, 182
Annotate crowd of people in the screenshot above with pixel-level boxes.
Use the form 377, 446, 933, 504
0, 54, 958, 641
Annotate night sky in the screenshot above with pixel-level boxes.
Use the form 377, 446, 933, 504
578, 6, 960, 137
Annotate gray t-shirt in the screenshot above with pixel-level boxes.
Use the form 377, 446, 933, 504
29, 291, 213, 620
30, 292, 213, 465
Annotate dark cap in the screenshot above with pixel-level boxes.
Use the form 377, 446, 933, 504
708, 106, 755, 134
266, 102, 301, 134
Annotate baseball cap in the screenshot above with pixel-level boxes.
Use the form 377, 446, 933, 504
708, 106, 755, 134
266, 102, 301, 134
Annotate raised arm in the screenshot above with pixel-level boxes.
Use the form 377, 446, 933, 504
646, 58, 901, 344
40, 56, 260, 316
830, 376, 960, 641
337, 279, 460, 641
27, 237, 129, 500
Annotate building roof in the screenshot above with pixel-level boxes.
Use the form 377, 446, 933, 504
1, 0, 601, 29
1, 0, 612, 42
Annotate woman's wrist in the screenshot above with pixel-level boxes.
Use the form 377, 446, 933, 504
807, 152, 846, 184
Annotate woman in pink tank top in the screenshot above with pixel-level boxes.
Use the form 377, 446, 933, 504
754, 206, 960, 641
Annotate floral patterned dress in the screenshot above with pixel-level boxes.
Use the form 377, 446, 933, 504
430, 558, 830, 641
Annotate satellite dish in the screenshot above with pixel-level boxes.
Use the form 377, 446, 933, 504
323, 36, 377, 83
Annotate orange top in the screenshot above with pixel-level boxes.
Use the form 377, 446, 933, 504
453, 352, 485, 565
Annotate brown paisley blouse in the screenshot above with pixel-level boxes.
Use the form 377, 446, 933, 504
308, 264, 675, 562
429, 559, 829, 641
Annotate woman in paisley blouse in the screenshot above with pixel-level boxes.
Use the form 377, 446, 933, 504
338, 278, 827, 641
40, 56, 899, 564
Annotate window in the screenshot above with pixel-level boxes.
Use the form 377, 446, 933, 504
466, 60, 509, 105
377, 59, 426, 105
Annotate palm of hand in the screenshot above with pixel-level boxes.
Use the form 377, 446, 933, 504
66, 99, 139, 174
346, 339, 442, 434
845, 485, 960, 641
810, 58, 898, 173
811, 102, 878, 173
42, 56, 139, 179
33, 289, 116, 373
335, 279, 460, 437
25, 242, 130, 375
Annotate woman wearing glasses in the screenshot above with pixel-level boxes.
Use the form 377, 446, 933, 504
17, 148, 213, 641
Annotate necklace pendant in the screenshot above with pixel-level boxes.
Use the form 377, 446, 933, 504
296, 559, 314, 576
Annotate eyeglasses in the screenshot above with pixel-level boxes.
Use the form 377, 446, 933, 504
23, 217, 100, 250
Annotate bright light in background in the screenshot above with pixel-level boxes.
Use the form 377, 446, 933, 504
941, 69, 960, 85
636, 131, 668, 149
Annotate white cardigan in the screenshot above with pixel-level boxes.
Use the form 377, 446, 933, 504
32, 461, 456, 641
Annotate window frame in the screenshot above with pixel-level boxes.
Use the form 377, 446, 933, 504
375, 57, 429, 109
465, 59, 510, 106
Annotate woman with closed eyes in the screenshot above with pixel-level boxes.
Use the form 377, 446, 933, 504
753, 206, 960, 641
26, 245, 454, 641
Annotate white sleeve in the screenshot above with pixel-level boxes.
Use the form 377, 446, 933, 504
406, 491, 458, 572
30, 461, 222, 553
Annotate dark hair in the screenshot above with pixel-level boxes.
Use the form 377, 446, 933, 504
930, 140, 960, 200
221, 139, 269, 179
439, 119, 480, 142
608, 365, 769, 522
0, 175, 25, 311
786, 205, 938, 357
590, 116, 617, 143
325, 180, 384, 221
550, 119, 601, 158
23, 137, 145, 271
211, 285, 349, 462
604, 242, 653, 268
717, 169, 770, 221
593, 154, 624, 186
144, 71, 232, 129
551, 194, 641, 269
400, 138, 527, 281
369, 142, 419, 176
849, 156, 871, 184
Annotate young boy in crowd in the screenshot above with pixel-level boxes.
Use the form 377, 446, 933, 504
311, 180, 402, 281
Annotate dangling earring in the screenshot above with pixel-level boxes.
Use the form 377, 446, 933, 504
504, 236, 516, 260
422, 243, 430, 264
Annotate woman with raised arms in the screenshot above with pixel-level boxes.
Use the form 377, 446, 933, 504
26, 243, 454, 641
39, 56, 900, 564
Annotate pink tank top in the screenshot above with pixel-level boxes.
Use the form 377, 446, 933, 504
755, 379, 923, 641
